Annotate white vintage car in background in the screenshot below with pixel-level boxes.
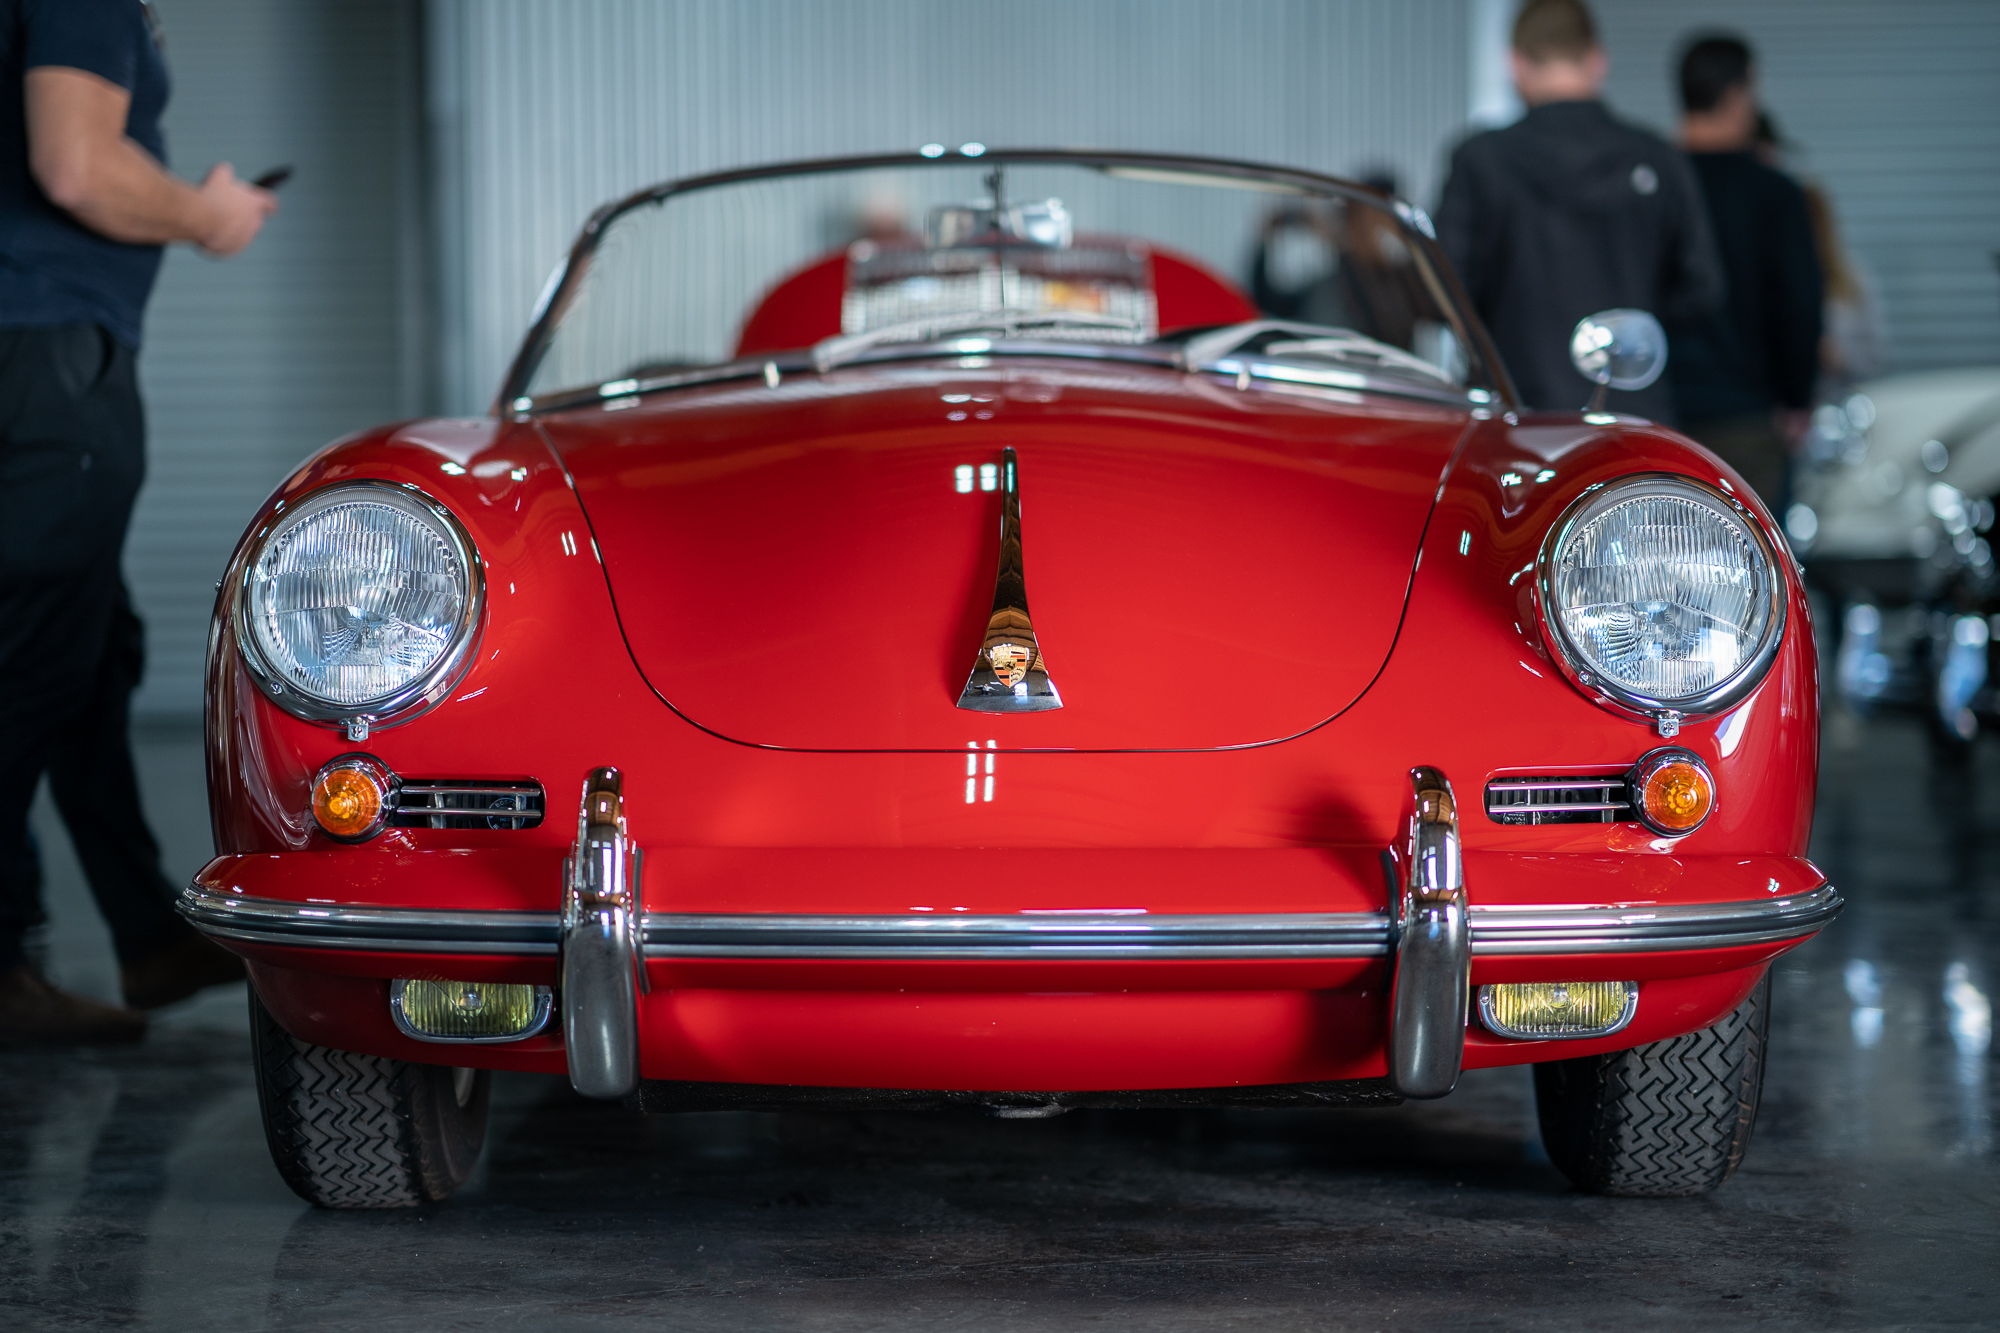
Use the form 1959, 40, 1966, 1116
1791, 368, 2000, 739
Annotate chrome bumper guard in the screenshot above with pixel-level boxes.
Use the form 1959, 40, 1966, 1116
560, 768, 642, 1100
1387, 767, 1468, 1100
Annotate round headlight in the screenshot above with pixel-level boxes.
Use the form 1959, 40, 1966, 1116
237, 484, 481, 725
1540, 476, 1784, 716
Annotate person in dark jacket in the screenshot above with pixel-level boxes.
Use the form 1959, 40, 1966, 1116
1669, 33, 1824, 508
0, 0, 275, 1044
1435, 0, 1723, 421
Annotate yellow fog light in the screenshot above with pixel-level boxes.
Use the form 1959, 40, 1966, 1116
1478, 980, 1638, 1040
390, 979, 553, 1042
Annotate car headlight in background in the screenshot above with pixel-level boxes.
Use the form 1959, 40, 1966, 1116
1539, 475, 1785, 728
236, 483, 482, 734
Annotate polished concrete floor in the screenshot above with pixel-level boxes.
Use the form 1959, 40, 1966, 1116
2, 717, 1994, 1330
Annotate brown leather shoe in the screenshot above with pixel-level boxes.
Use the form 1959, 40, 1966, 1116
121, 932, 246, 1010
0, 965, 147, 1046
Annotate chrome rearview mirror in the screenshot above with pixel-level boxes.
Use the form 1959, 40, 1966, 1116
928, 198, 1073, 249
1570, 309, 1667, 411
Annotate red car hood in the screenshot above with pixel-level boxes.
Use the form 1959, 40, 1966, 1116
539, 364, 1468, 750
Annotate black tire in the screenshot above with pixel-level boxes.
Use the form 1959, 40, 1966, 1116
249, 988, 490, 1208
1533, 971, 1770, 1197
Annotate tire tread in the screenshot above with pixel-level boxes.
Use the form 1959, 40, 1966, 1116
249, 991, 481, 1208
1535, 972, 1769, 1197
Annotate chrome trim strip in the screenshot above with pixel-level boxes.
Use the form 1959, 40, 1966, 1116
640, 912, 1390, 959
1468, 884, 1842, 954
176, 884, 560, 954
180, 883, 1840, 959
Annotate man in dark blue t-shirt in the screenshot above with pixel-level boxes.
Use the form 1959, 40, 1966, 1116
1, 0, 275, 1044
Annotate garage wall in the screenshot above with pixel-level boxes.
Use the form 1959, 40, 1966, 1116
425, 0, 1474, 416
1590, 0, 2000, 373
130, 0, 422, 718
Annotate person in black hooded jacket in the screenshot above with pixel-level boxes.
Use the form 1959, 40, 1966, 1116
1436, 0, 1723, 421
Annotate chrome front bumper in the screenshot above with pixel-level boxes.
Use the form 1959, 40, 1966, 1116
179, 884, 1842, 959
181, 758, 1840, 1104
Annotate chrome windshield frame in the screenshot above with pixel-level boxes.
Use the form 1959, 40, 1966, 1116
495, 148, 1517, 415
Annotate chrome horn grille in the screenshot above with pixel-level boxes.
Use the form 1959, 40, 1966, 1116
389, 781, 545, 830
1484, 776, 1631, 826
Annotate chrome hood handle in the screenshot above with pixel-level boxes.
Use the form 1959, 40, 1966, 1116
957, 447, 1063, 713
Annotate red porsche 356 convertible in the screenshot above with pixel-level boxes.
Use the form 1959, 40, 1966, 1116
182, 150, 1834, 1207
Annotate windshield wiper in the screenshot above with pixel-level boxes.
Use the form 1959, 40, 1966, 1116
811, 308, 1147, 374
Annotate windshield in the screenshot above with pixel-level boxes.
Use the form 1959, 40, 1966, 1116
511, 152, 1495, 409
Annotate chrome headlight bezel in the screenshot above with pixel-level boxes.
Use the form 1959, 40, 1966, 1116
1535, 473, 1787, 722
232, 481, 485, 731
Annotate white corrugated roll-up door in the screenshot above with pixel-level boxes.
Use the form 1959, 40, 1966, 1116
1592, 0, 2000, 373
127, 0, 421, 719
423, 0, 1476, 417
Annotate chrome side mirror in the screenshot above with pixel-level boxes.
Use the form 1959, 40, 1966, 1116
1570, 309, 1667, 411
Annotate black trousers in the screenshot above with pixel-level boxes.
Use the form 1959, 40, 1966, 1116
0, 323, 187, 972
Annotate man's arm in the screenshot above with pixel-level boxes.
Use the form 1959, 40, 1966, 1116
26, 66, 274, 254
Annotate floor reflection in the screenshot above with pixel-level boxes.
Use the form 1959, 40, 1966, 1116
0, 715, 1993, 1329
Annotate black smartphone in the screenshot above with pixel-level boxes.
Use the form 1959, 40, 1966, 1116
252, 166, 293, 191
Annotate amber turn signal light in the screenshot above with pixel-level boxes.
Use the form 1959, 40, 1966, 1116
312, 757, 393, 841
1630, 748, 1714, 836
